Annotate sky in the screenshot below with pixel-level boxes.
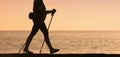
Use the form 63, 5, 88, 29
0, 0, 120, 31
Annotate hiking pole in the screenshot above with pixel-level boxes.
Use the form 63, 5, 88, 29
18, 42, 26, 53
39, 14, 54, 54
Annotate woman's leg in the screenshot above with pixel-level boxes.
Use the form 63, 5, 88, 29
40, 23, 53, 50
24, 24, 39, 51
40, 23, 59, 54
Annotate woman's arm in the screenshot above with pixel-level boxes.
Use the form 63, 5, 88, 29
45, 9, 56, 16
45, 10, 53, 14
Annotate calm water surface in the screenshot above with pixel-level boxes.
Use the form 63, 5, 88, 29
0, 31, 120, 54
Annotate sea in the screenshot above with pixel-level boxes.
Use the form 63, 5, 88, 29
1, 31, 120, 54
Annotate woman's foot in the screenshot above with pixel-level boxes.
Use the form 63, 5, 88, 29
23, 49, 33, 54
50, 49, 60, 54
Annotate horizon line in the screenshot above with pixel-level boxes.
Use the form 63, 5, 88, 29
1, 30, 120, 32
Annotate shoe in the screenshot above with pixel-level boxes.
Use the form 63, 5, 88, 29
23, 49, 33, 54
50, 49, 60, 54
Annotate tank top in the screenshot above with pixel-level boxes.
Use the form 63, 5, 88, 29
33, 0, 46, 13
33, 0, 46, 22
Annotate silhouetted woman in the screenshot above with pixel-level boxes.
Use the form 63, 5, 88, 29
23, 0, 59, 54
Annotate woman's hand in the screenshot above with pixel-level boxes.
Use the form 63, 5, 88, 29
51, 9, 56, 16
